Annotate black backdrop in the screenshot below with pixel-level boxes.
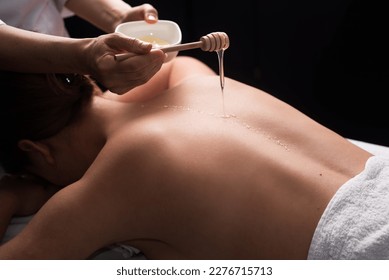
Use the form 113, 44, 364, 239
65, 0, 389, 146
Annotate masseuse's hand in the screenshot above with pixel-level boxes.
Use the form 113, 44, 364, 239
85, 33, 165, 94
0, 174, 60, 217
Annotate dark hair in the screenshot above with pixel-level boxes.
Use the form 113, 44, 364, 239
0, 72, 95, 173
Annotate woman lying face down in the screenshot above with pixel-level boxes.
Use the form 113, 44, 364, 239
0, 56, 380, 260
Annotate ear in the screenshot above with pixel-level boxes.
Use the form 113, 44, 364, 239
18, 139, 55, 165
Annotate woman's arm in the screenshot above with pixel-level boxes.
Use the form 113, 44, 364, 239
0, 175, 59, 242
65, 0, 158, 33
0, 24, 93, 74
0, 180, 95, 259
0, 191, 16, 242
0, 24, 165, 94
0, 175, 137, 259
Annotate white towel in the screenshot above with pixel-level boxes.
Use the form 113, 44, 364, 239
308, 155, 389, 259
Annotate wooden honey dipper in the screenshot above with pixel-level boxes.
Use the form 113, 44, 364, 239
114, 32, 229, 61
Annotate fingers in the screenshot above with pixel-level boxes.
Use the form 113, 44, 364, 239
145, 12, 158, 23
125, 4, 158, 23
107, 33, 152, 55
124, 37, 153, 54
143, 4, 158, 23
140, 4, 158, 23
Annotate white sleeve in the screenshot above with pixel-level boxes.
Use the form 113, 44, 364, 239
54, 0, 74, 18
0, 20, 5, 25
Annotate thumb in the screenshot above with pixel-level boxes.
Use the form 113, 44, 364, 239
110, 33, 152, 55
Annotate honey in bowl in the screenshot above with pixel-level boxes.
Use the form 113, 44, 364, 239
138, 35, 170, 48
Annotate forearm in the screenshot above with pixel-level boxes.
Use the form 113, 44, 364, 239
0, 194, 16, 242
0, 182, 111, 259
0, 24, 91, 74
65, 0, 132, 33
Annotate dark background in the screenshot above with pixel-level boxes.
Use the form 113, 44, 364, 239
65, 0, 389, 146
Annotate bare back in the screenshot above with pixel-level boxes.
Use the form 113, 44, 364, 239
82, 75, 371, 259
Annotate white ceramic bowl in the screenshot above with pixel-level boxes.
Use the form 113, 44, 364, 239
115, 20, 182, 63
